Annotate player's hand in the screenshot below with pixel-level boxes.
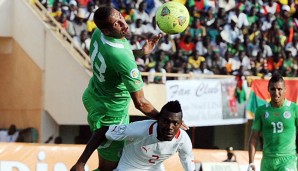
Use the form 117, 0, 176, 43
181, 121, 189, 130
70, 162, 85, 171
247, 163, 255, 171
142, 33, 163, 55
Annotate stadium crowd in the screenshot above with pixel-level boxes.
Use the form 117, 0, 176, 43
39, 0, 298, 83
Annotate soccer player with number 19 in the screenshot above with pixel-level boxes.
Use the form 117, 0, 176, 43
248, 72, 298, 171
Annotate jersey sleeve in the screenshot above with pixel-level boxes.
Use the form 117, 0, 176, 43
251, 107, 262, 131
294, 103, 298, 126
112, 50, 144, 93
177, 131, 195, 171
105, 120, 154, 141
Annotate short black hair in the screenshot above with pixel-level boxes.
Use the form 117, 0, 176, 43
268, 71, 284, 88
160, 100, 183, 117
93, 6, 113, 30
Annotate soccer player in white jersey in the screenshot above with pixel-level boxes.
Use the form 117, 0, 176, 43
71, 100, 195, 171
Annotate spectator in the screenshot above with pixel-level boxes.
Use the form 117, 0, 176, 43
221, 15, 244, 44
72, 9, 87, 37
134, 1, 151, 24
238, 50, 252, 75
188, 51, 206, 73
285, 36, 298, 57
207, 19, 221, 43
158, 34, 176, 56
67, 0, 78, 21
130, 19, 148, 37
73, 30, 91, 55
120, 4, 136, 24
50, 0, 63, 21
147, 16, 163, 35
259, 39, 273, 58
59, 13, 75, 37
0, 124, 19, 142
179, 35, 195, 56
197, 61, 214, 75
148, 61, 166, 84
223, 147, 237, 162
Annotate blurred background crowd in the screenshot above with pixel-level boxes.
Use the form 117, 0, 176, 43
38, 0, 298, 84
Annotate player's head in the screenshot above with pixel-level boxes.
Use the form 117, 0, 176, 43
8, 124, 17, 135
157, 100, 183, 141
93, 6, 130, 39
268, 72, 286, 106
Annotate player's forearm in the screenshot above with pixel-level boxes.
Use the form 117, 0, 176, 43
136, 99, 159, 119
248, 138, 258, 163
130, 90, 159, 119
179, 154, 195, 171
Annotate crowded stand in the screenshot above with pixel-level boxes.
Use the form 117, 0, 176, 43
40, 0, 298, 82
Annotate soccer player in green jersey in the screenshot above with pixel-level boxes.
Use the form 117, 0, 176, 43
71, 6, 166, 171
248, 72, 298, 171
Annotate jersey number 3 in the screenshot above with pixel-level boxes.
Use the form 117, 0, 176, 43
91, 41, 107, 82
271, 122, 284, 133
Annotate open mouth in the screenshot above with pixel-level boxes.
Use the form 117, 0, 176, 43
123, 27, 129, 33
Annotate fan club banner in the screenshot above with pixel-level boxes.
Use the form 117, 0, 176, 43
166, 79, 247, 127
247, 79, 298, 118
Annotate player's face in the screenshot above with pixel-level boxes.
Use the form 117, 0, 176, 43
268, 81, 286, 107
157, 110, 182, 141
105, 9, 130, 39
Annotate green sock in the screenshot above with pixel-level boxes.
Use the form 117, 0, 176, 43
92, 169, 100, 171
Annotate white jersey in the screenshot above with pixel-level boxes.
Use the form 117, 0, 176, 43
106, 120, 195, 171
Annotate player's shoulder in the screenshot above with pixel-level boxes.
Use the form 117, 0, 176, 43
256, 103, 269, 112
286, 100, 298, 107
287, 100, 298, 112
127, 120, 156, 131
177, 129, 191, 141
91, 28, 101, 38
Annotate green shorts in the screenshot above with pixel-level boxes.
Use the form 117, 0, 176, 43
261, 155, 297, 171
82, 88, 130, 162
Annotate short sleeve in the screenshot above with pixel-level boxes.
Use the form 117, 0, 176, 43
295, 104, 298, 126
251, 107, 262, 131
105, 120, 154, 141
113, 51, 144, 93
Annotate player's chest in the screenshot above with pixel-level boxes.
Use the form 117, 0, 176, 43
136, 139, 179, 159
262, 109, 295, 130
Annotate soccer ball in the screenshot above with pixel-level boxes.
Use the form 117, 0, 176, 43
155, 1, 190, 34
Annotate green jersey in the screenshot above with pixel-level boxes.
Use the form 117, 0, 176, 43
87, 29, 143, 117
252, 100, 298, 158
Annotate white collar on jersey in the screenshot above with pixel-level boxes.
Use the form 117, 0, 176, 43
101, 33, 124, 48
266, 99, 291, 108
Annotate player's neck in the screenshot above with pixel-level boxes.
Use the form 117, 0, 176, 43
270, 99, 285, 108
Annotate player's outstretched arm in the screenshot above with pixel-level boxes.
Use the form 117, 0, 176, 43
178, 133, 195, 171
130, 90, 189, 130
70, 126, 109, 171
248, 130, 260, 171
132, 34, 162, 57
130, 89, 159, 120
